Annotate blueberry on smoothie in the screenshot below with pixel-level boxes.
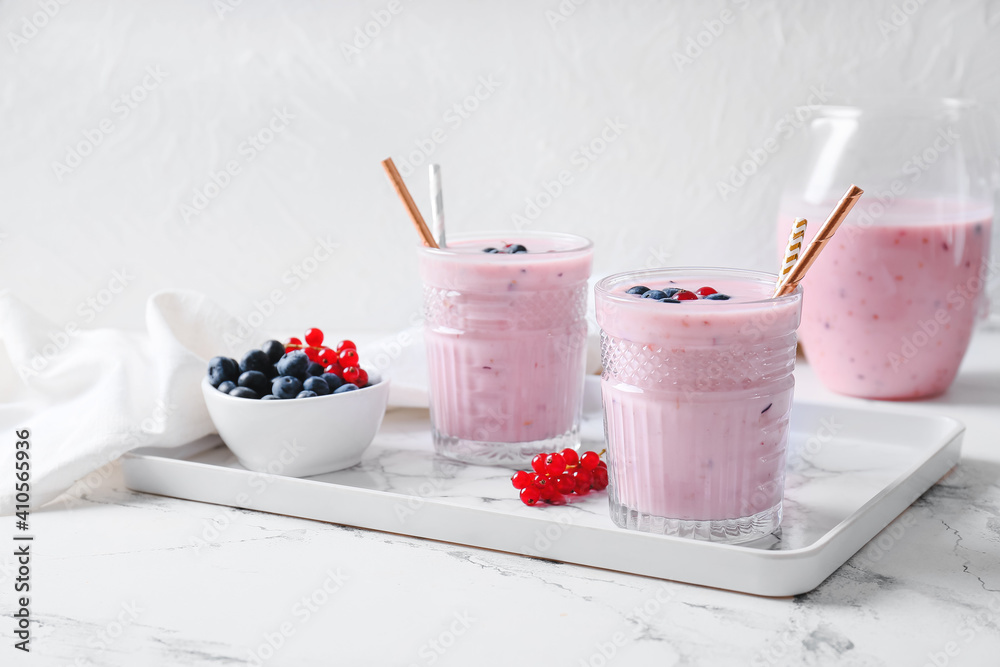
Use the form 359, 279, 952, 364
272, 375, 303, 399
504, 244, 528, 254
705, 293, 731, 300
483, 247, 500, 253
642, 290, 668, 300
662, 287, 681, 298
240, 349, 272, 374
626, 286, 650, 295
657, 298, 680, 303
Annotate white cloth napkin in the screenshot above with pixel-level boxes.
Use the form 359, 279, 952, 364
0, 290, 242, 512
0, 281, 605, 512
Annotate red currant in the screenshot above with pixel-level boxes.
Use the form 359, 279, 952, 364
580, 451, 601, 471
555, 473, 575, 494
545, 453, 566, 476
573, 470, 592, 494
339, 348, 360, 367
305, 328, 324, 347
545, 492, 567, 505
324, 363, 343, 378
318, 348, 339, 367
531, 453, 548, 474
304, 347, 322, 363
529, 473, 548, 488
695, 286, 718, 297
520, 487, 541, 506
560, 448, 579, 468
285, 344, 302, 354
342, 366, 361, 384
511, 470, 532, 489
675, 290, 698, 301
288, 337, 302, 346
355, 369, 369, 387
591, 467, 609, 490
336, 340, 357, 353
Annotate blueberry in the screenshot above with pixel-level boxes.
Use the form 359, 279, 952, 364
321, 373, 344, 391
505, 244, 528, 254
217, 380, 236, 394
657, 298, 680, 303
207, 356, 239, 387
240, 349, 271, 374
333, 383, 358, 394
238, 370, 270, 396
626, 285, 650, 295
272, 375, 303, 399
642, 290, 668, 300
261, 340, 285, 364
261, 395, 279, 401
303, 376, 331, 396
306, 361, 325, 377
276, 350, 309, 380
662, 288, 681, 298
296, 390, 318, 399
483, 247, 500, 253
705, 293, 731, 300
263, 364, 279, 379
229, 387, 260, 399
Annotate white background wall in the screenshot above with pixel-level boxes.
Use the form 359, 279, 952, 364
1, 0, 999, 338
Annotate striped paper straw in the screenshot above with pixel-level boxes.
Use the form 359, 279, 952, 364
429, 164, 446, 248
774, 217, 807, 295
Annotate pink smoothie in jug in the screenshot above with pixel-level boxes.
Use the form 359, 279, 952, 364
778, 198, 993, 399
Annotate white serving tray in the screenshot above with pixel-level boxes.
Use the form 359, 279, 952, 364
123, 393, 963, 597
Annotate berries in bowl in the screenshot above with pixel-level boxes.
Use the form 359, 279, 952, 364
202, 329, 389, 477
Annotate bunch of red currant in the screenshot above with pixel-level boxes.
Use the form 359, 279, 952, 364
511, 448, 609, 506
285, 327, 368, 387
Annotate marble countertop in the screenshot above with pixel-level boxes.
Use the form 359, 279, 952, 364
7, 333, 1000, 667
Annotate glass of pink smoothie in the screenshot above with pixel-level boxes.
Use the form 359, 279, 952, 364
780, 99, 996, 399
595, 268, 803, 543
419, 232, 593, 465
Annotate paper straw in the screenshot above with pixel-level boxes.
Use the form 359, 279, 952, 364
429, 164, 446, 248
381, 158, 438, 248
774, 185, 864, 297
773, 217, 808, 296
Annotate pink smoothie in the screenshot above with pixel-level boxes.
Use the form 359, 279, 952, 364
419, 233, 592, 464
778, 198, 993, 399
595, 269, 802, 539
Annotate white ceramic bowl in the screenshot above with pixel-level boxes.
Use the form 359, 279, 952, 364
201, 375, 390, 477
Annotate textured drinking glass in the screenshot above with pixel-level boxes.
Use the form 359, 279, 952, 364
779, 99, 997, 399
419, 232, 593, 465
596, 268, 803, 543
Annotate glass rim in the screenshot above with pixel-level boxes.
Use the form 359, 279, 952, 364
595, 267, 802, 307
417, 230, 593, 258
